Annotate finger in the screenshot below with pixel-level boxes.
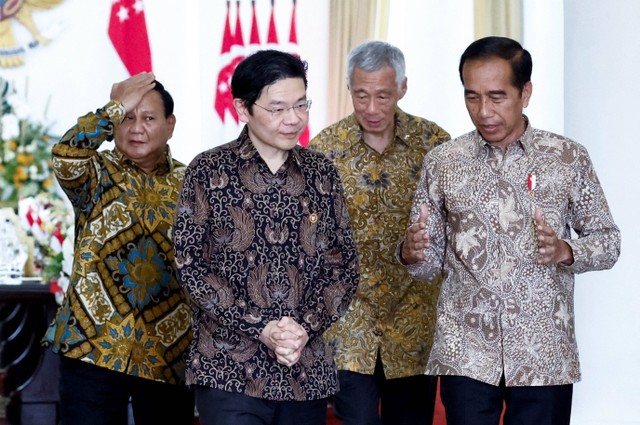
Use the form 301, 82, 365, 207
419, 204, 429, 224
277, 316, 292, 327
533, 207, 544, 226
408, 221, 421, 234
273, 338, 301, 351
275, 350, 299, 366
110, 73, 156, 110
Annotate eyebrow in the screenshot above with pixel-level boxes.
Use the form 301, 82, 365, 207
353, 88, 392, 96
464, 89, 507, 96
266, 96, 307, 106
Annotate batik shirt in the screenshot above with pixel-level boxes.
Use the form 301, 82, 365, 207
407, 117, 621, 386
42, 100, 191, 385
173, 127, 359, 401
308, 109, 450, 378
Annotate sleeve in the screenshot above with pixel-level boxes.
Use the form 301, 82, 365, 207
51, 101, 126, 207
297, 162, 360, 341
561, 147, 621, 273
404, 152, 447, 281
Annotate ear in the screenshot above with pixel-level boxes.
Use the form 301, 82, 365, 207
166, 114, 176, 140
234, 99, 250, 123
398, 77, 408, 100
521, 81, 533, 108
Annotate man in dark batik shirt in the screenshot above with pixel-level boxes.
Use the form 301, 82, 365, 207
173, 50, 360, 425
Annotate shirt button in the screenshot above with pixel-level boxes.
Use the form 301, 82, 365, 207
373, 328, 383, 337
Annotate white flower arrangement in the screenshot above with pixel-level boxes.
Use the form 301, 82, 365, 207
18, 183, 74, 304
0, 77, 58, 206
0, 78, 74, 301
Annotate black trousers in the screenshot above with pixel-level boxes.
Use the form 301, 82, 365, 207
195, 386, 328, 425
440, 375, 573, 425
333, 352, 438, 425
59, 356, 194, 425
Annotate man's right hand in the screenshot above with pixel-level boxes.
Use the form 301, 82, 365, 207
110, 72, 156, 113
401, 204, 431, 265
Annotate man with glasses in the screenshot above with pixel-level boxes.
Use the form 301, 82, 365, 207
174, 49, 360, 425
308, 41, 450, 425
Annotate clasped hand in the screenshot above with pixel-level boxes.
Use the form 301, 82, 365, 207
259, 317, 308, 367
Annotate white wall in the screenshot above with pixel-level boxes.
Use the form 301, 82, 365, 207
386, 0, 475, 139
564, 1, 640, 424
522, 0, 565, 135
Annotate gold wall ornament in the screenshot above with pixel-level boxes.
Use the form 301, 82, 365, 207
0, 0, 65, 67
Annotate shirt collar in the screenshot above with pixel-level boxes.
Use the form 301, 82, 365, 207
341, 107, 412, 150
393, 108, 415, 148
114, 145, 174, 175
236, 125, 304, 168
473, 115, 533, 158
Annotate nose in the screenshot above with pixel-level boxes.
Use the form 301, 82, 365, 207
282, 107, 303, 124
365, 98, 378, 114
129, 117, 144, 133
478, 98, 493, 118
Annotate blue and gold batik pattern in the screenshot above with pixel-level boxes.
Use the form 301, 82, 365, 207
42, 101, 191, 385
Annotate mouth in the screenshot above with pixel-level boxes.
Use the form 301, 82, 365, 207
282, 130, 302, 139
479, 124, 500, 133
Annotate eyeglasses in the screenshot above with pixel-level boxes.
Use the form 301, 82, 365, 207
252, 99, 312, 119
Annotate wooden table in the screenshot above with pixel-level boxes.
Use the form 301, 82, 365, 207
0, 279, 59, 425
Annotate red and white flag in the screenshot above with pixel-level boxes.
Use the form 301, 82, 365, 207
213, 0, 310, 145
108, 0, 152, 75
214, 1, 246, 124
267, 0, 278, 45
249, 0, 261, 46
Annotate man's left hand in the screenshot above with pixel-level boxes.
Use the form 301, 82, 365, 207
534, 208, 574, 265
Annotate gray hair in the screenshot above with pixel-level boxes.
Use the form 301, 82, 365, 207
346, 40, 406, 90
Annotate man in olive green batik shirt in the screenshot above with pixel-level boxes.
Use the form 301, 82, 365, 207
308, 41, 450, 425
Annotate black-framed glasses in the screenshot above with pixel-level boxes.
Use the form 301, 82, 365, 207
253, 99, 312, 119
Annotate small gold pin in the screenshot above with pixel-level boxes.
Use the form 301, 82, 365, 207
309, 213, 318, 223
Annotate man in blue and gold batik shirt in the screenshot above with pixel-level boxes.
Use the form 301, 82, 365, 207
42, 72, 194, 425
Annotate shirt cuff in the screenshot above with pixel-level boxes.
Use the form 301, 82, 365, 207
105, 100, 126, 126
395, 240, 409, 265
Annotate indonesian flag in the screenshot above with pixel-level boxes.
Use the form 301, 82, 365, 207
108, 0, 152, 75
